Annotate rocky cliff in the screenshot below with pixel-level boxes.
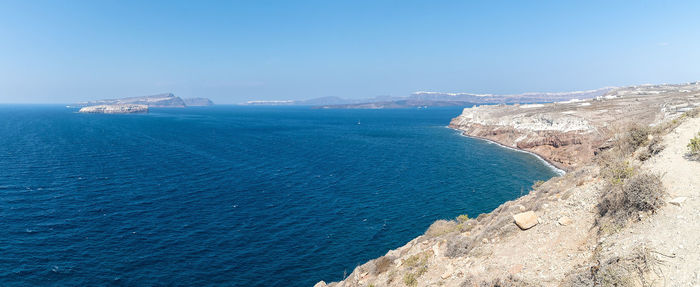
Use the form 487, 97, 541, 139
449, 83, 700, 171
78, 104, 148, 114
317, 82, 700, 287
80, 93, 186, 107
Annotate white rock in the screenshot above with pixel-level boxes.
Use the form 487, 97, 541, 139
313, 281, 327, 287
558, 216, 574, 226
513, 211, 539, 230
669, 197, 688, 206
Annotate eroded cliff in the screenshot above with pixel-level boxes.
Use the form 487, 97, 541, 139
317, 82, 700, 287
449, 83, 700, 171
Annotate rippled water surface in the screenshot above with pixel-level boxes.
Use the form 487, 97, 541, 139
0, 105, 557, 286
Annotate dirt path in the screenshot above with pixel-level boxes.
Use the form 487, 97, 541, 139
606, 117, 700, 286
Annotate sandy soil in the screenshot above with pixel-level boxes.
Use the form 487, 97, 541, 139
603, 117, 700, 286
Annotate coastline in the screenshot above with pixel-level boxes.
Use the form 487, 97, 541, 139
447, 126, 566, 176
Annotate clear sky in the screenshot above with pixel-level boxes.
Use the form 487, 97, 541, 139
1, 0, 700, 104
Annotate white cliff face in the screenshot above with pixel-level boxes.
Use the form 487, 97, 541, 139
78, 104, 148, 114
454, 105, 593, 132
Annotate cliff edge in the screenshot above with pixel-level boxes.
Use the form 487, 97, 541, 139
317, 82, 700, 287
450, 83, 700, 171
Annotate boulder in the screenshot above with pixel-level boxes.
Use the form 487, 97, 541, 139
513, 211, 539, 230
313, 281, 327, 287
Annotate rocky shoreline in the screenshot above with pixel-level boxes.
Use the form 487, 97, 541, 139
451, 128, 566, 176
317, 82, 700, 287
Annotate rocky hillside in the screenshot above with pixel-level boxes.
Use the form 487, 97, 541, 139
449, 83, 700, 171
80, 93, 186, 107
317, 83, 700, 287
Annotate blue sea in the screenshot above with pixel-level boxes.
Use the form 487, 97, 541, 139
0, 105, 557, 286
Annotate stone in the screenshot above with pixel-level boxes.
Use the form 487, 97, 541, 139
558, 216, 573, 226
313, 281, 327, 287
509, 264, 523, 275
441, 265, 454, 279
668, 197, 688, 206
513, 211, 539, 230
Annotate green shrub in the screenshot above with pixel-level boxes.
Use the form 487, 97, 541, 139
403, 272, 417, 287
531, 180, 545, 190
601, 158, 635, 185
456, 214, 469, 223
688, 132, 700, 158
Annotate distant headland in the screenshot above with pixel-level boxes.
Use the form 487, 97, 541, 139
76, 93, 214, 113
240, 88, 613, 109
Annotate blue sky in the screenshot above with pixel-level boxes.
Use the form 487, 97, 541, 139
1, 0, 700, 104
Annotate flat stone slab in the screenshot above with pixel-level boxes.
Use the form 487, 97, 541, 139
513, 211, 539, 230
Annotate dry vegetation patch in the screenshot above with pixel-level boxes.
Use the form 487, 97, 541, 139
565, 246, 665, 287
688, 132, 700, 159
598, 173, 665, 229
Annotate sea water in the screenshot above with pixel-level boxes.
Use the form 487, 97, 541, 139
0, 105, 557, 286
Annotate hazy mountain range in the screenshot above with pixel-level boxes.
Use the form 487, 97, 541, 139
242, 88, 614, 109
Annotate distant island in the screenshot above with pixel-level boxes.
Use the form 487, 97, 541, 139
240, 88, 612, 109
76, 93, 214, 113
79, 104, 148, 114
183, 97, 215, 106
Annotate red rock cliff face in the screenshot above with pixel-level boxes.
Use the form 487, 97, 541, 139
449, 83, 700, 171
449, 116, 603, 171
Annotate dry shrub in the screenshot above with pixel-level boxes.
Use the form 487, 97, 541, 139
598, 173, 665, 227
626, 125, 651, 151
424, 220, 457, 237
638, 137, 665, 161
564, 246, 664, 287
460, 275, 538, 287
373, 256, 392, 274
444, 233, 470, 258
598, 151, 635, 185
622, 173, 666, 212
